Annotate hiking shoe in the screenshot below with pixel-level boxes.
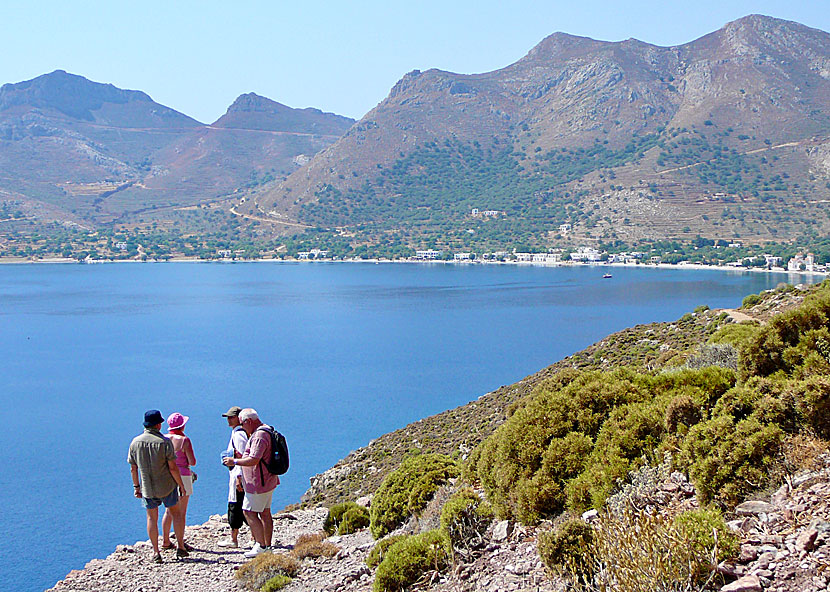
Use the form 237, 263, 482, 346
176, 547, 190, 559
217, 539, 238, 548
244, 543, 266, 558
152, 553, 163, 564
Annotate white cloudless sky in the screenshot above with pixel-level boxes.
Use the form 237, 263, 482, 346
2, 1, 828, 123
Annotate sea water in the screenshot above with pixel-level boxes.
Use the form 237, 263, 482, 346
0, 262, 819, 591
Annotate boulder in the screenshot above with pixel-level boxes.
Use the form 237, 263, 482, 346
735, 501, 774, 516
492, 520, 513, 542
796, 528, 818, 553
720, 574, 762, 592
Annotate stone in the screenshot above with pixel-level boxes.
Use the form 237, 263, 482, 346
739, 546, 759, 563
492, 520, 513, 542
771, 484, 790, 504
797, 528, 819, 552
720, 574, 762, 592
581, 509, 599, 522
736, 501, 774, 516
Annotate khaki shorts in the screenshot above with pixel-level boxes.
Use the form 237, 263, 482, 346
242, 489, 274, 513
181, 475, 193, 496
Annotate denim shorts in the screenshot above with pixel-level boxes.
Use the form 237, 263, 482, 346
141, 487, 179, 510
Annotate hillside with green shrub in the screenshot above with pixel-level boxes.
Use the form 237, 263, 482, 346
291, 280, 830, 591
302, 280, 829, 510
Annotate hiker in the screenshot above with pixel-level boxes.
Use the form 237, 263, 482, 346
222, 407, 279, 558
161, 412, 197, 551
217, 405, 249, 548
128, 409, 189, 563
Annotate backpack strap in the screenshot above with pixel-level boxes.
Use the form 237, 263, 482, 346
255, 426, 271, 487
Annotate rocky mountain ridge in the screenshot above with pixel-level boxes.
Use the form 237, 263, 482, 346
248, 14, 830, 246
0, 70, 354, 226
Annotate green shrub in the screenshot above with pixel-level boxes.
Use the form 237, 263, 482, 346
366, 535, 407, 568
373, 530, 450, 592
324, 501, 370, 535
369, 453, 459, 539
708, 322, 761, 349
261, 575, 292, 592
673, 508, 739, 563
742, 293, 762, 308
235, 553, 300, 591
664, 394, 701, 434
739, 288, 830, 379
791, 376, 830, 439
537, 518, 594, 579
680, 415, 783, 506
340, 505, 371, 534
439, 488, 494, 550
472, 367, 742, 522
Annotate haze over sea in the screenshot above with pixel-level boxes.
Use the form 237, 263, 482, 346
0, 262, 821, 591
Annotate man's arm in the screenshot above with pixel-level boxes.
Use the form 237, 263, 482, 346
130, 464, 142, 498
223, 454, 259, 467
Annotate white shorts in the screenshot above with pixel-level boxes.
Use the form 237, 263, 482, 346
242, 489, 274, 513
181, 475, 193, 497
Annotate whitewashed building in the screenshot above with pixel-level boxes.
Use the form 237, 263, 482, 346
416, 250, 443, 260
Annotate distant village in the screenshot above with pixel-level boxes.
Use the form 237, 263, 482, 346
289, 245, 827, 274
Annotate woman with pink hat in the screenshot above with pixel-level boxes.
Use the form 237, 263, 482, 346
161, 412, 197, 551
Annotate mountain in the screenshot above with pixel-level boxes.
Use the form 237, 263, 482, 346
249, 15, 830, 247
212, 92, 354, 135
0, 71, 353, 226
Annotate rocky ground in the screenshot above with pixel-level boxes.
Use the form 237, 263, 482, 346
49, 450, 830, 592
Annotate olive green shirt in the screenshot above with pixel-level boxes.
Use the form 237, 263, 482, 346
127, 428, 177, 499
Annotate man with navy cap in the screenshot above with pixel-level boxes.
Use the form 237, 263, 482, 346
128, 409, 188, 563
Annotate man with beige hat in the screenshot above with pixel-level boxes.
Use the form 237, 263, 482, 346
217, 406, 248, 548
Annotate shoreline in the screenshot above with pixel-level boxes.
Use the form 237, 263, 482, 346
0, 255, 826, 278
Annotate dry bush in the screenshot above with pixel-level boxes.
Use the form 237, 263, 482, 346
782, 433, 828, 475
290, 532, 339, 560
235, 552, 300, 591
540, 508, 737, 592
413, 483, 457, 533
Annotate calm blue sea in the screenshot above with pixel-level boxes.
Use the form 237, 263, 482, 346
0, 262, 820, 591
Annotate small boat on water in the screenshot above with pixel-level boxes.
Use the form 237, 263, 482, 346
602, 273, 613, 279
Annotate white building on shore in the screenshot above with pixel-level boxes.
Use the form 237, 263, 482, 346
569, 247, 603, 262
416, 250, 443, 260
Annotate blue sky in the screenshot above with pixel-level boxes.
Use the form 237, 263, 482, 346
2, 1, 828, 123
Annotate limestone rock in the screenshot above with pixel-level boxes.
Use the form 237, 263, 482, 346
735, 501, 774, 515
721, 574, 762, 592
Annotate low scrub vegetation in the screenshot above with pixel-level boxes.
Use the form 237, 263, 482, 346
369, 453, 459, 539
468, 282, 830, 517
323, 501, 370, 535
290, 532, 339, 560
539, 508, 738, 591
235, 552, 300, 591
372, 530, 451, 592
440, 488, 494, 556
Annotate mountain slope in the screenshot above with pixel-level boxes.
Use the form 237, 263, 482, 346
0, 72, 353, 225
250, 15, 830, 247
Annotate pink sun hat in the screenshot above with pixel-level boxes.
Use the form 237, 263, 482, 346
167, 412, 189, 430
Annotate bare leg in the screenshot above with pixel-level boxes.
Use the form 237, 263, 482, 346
161, 508, 172, 546
231, 528, 239, 544
261, 508, 273, 547
170, 501, 187, 550
244, 510, 264, 546
145, 508, 160, 555
179, 495, 190, 546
